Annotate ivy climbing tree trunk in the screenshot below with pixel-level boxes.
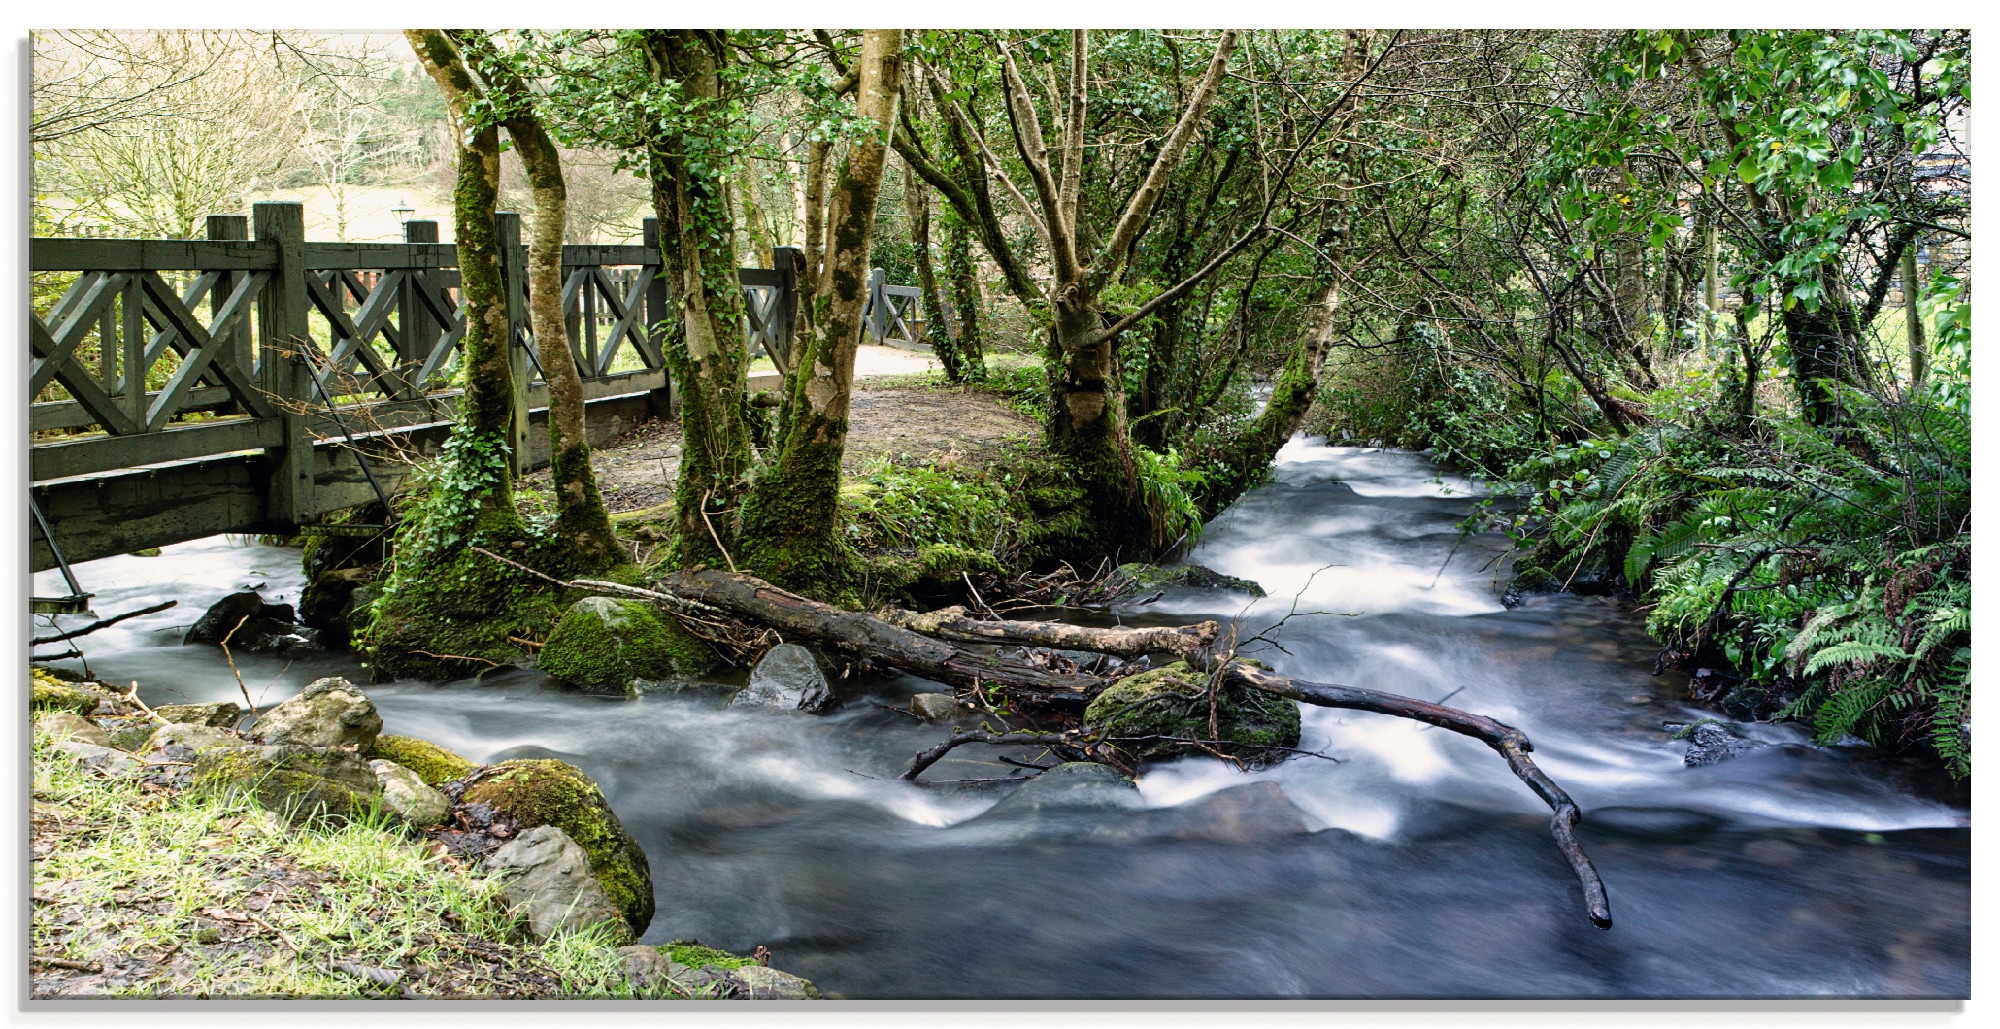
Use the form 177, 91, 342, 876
903, 159, 971, 382
736, 28, 903, 589
638, 30, 755, 567
458, 32, 623, 571
405, 29, 519, 531
939, 205, 987, 382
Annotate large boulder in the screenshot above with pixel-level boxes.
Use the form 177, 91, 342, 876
370, 759, 450, 827
1083, 661, 1300, 767
539, 597, 717, 697
154, 702, 242, 729
483, 825, 632, 944
1104, 563, 1266, 601
247, 677, 382, 752
184, 591, 321, 654
459, 759, 653, 937
730, 644, 836, 714
189, 745, 383, 825
372, 734, 477, 787
36, 711, 112, 748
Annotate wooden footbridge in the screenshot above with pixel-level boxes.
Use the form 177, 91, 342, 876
28, 201, 926, 590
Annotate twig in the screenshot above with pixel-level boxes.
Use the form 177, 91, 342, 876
31, 600, 177, 645
32, 955, 101, 973
219, 614, 260, 719
246, 911, 300, 954
31, 649, 83, 662
409, 649, 501, 668
507, 635, 544, 649
469, 546, 724, 615
699, 490, 740, 574
122, 681, 173, 726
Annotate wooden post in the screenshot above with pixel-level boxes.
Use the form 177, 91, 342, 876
773, 246, 801, 371
866, 266, 888, 344
495, 211, 532, 475
121, 271, 144, 427
401, 219, 439, 378
207, 215, 250, 412
642, 217, 675, 418
254, 201, 316, 528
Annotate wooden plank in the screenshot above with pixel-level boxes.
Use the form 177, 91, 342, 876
739, 268, 785, 287
33, 386, 235, 432
31, 458, 269, 570
30, 417, 281, 481
560, 243, 656, 267
299, 241, 458, 270
31, 237, 275, 272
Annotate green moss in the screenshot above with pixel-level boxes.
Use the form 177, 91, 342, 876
31, 674, 97, 716
664, 940, 755, 971
539, 597, 716, 695
460, 759, 653, 937
365, 542, 569, 680
1083, 661, 1301, 768
188, 747, 384, 827
373, 734, 478, 787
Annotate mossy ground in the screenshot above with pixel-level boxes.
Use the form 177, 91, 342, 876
29, 728, 638, 999
459, 759, 653, 937
1084, 661, 1302, 768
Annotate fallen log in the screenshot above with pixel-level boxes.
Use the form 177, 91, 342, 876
879, 605, 1218, 661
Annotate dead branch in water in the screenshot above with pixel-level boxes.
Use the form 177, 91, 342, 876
878, 605, 1218, 660
31, 600, 177, 645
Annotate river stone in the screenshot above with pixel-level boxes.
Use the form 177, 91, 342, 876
50, 740, 142, 775
731, 644, 837, 714
728, 965, 822, 1000
1681, 722, 1769, 767
155, 701, 242, 728
37, 712, 113, 748
1083, 661, 1301, 768
483, 825, 632, 944
369, 759, 450, 827
247, 677, 382, 752
616, 945, 674, 993
1104, 562, 1266, 601
985, 762, 1142, 816
459, 759, 653, 937
1135, 781, 1312, 843
539, 597, 716, 697
184, 590, 322, 654
143, 722, 239, 754
909, 692, 958, 721
371, 734, 478, 787
189, 745, 383, 825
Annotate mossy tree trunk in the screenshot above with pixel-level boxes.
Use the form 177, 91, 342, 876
638, 30, 754, 567
939, 205, 987, 381
1194, 277, 1342, 517
735, 29, 903, 589
461, 32, 623, 571
903, 159, 973, 382
405, 30, 520, 534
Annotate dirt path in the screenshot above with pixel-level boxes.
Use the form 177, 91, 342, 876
545, 348, 1038, 514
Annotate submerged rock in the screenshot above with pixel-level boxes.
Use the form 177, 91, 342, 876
459, 759, 653, 937
1134, 781, 1313, 843
539, 596, 717, 697
1082, 661, 1301, 767
370, 759, 450, 827
184, 591, 322, 654
483, 825, 632, 944
1678, 721, 1771, 767
731, 644, 837, 714
1104, 562, 1266, 601
371, 734, 477, 787
188, 745, 382, 825
247, 677, 382, 752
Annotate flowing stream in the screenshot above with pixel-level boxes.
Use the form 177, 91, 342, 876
34, 442, 1968, 998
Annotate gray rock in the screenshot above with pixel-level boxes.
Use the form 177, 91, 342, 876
36, 712, 112, 748
727, 964, 822, 1000
184, 590, 321, 654
248, 677, 382, 751
143, 723, 239, 754
1681, 722, 1770, 767
1134, 781, 1312, 843
616, 945, 673, 993
50, 740, 141, 775
368, 759, 450, 827
731, 644, 837, 714
483, 825, 631, 943
189, 745, 383, 825
909, 693, 958, 721
154, 702, 242, 728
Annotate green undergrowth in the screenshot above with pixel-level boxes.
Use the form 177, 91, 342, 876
29, 729, 637, 999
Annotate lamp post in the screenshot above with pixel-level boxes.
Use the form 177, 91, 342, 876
392, 199, 415, 231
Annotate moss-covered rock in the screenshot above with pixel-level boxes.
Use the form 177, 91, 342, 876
189, 745, 384, 826
538, 597, 715, 696
459, 759, 653, 937
31, 673, 98, 716
365, 543, 570, 681
1103, 563, 1266, 600
664, 940, 755, 971
1083, 661, 1301, 768
154, 702, 242, 728
372, 734, 478, 787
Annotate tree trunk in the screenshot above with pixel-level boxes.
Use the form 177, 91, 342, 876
738, 160, 774, 268
735, 29, 903, 590
940, 206, 987, 381
1195, 277, 1342, 517
639, 31, 755, 566
476, 37, 622, 570
903, 160, 969, 382
1903, 243, 1927, 388
1781, 277, 1862, 427
406, 30, 518, 528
